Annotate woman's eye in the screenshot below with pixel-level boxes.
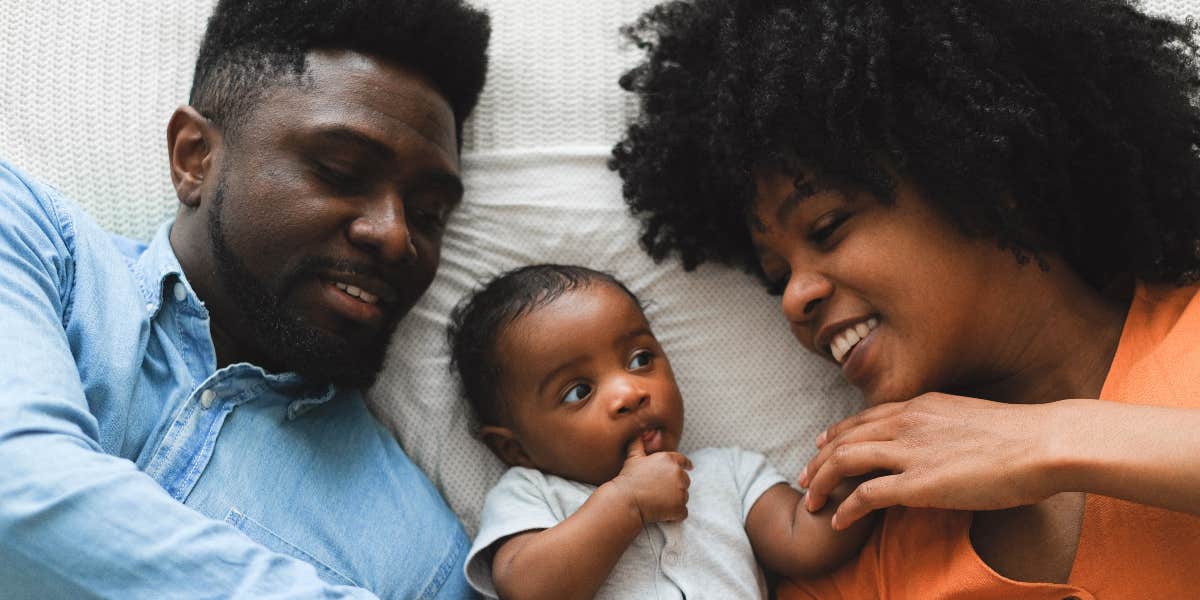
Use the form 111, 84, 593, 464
561, 383, 592, 404
628, 351, 653, 369
765, 274, 789, 296
808, 211, 851, 245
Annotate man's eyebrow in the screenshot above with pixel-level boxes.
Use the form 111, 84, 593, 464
412, 170, 465, 203
307, 126, 464, 198
307, 127, 396, 161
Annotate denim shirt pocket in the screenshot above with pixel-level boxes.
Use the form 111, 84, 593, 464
224, 507, 360, 588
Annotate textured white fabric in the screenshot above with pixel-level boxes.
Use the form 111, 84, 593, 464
465, 448, 785, 600
1, 0, 1196, 539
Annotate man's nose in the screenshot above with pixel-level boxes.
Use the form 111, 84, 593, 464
780, 270, 832, 325
347, 191, 417, 265
607, 377, 649, 417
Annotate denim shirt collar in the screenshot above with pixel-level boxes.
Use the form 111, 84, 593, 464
132, 220, 193, 319
132, 220, 341, 419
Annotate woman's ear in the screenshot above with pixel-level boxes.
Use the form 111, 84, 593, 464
479, 425, 535, 469
166, 106, 220, 208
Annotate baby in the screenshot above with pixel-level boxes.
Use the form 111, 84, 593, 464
449, 264, 871, 599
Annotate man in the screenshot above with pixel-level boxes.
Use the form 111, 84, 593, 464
0, 0, 489, 597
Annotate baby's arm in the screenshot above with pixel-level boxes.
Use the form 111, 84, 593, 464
490, 440, 692, 600
744, 478, 875, 579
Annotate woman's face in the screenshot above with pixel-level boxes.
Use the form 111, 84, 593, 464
750, 169, 1031, 406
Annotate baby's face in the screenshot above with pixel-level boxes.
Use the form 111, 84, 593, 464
494, 282, 685, 486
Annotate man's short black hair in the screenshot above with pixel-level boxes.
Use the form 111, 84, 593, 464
190, 0, 490, 144
448, 264, 643, 427
611, 0, 1200, 290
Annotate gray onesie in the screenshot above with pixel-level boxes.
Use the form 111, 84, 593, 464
465, 446, 788, 599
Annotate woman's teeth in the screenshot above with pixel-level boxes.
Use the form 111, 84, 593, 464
831, 317, 879, 364
334, 281, 379, 305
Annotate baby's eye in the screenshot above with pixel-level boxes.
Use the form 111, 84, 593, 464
628, 351, 653, 370
561, 383, 592, 404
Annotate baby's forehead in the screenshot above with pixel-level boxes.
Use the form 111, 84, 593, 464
493, 282, 652, 374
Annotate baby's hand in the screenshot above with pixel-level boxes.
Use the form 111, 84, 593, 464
606, 437, 693, 525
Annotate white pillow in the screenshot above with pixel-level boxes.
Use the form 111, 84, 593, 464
373, 148, 862, 535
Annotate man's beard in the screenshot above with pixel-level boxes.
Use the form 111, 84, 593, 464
207, 184, 398, 388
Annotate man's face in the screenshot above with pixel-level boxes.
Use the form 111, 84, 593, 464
194, 50, 461, 387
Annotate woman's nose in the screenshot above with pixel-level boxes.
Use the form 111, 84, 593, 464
347, 192, 417, 265
780, 270, 833, 324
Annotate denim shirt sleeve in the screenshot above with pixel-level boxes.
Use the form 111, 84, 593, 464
0, 165, 378, 599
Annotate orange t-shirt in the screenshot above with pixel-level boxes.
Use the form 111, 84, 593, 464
779, 283, 1200, 600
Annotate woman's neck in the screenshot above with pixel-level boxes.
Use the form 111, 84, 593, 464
965, 264, 1128, 405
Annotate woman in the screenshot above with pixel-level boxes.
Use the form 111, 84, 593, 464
611, 0, 1200, 596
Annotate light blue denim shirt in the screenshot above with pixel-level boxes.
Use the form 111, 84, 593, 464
0, 161, 472, 599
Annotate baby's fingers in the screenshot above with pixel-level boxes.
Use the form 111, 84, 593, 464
661, 451, 694, 470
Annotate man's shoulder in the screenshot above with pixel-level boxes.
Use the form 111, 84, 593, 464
0, 160, 74, 238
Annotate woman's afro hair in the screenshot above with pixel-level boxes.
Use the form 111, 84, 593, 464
611, 0, 1200, 289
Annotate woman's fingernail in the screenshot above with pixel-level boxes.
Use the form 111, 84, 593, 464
831, 514, 840, 530
816, 431, 827, 447
800, 466, 808, 486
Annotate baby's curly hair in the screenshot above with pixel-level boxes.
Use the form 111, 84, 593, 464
611, 0, 1200, 289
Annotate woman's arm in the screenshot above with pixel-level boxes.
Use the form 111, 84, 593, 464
800, 394, 1200, 530
744, 480, 875, 578
491, 444, 692, 600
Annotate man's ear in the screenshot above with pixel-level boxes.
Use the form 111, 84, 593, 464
166, 106, 220, 208
479, 425, 536, 469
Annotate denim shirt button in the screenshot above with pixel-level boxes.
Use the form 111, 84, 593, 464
173, 282, 187, 302
199, 389, 216, 410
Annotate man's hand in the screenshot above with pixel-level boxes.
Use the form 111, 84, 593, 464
798, 392, 1059, 530
605, 438, 693, 525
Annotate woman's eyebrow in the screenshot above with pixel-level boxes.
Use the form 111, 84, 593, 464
776, 188, 811, 223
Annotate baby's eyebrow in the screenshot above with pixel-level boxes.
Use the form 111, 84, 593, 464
616, 327, 654, 345
536, 355, 590, 397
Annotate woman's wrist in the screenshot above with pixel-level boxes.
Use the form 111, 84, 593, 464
1038, 398, 1109, 496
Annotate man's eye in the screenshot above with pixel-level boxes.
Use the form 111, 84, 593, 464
410, 205, 450, 230
627, 351, 653, 369
313, 163, 367, 194
561, 383, 592, 404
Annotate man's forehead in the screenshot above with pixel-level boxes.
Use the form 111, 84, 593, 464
260, 49, 459, 159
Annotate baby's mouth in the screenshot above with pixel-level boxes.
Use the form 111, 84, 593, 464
640, 426, 665, 453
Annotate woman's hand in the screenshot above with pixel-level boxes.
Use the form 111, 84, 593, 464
799, 392, 1062, 530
